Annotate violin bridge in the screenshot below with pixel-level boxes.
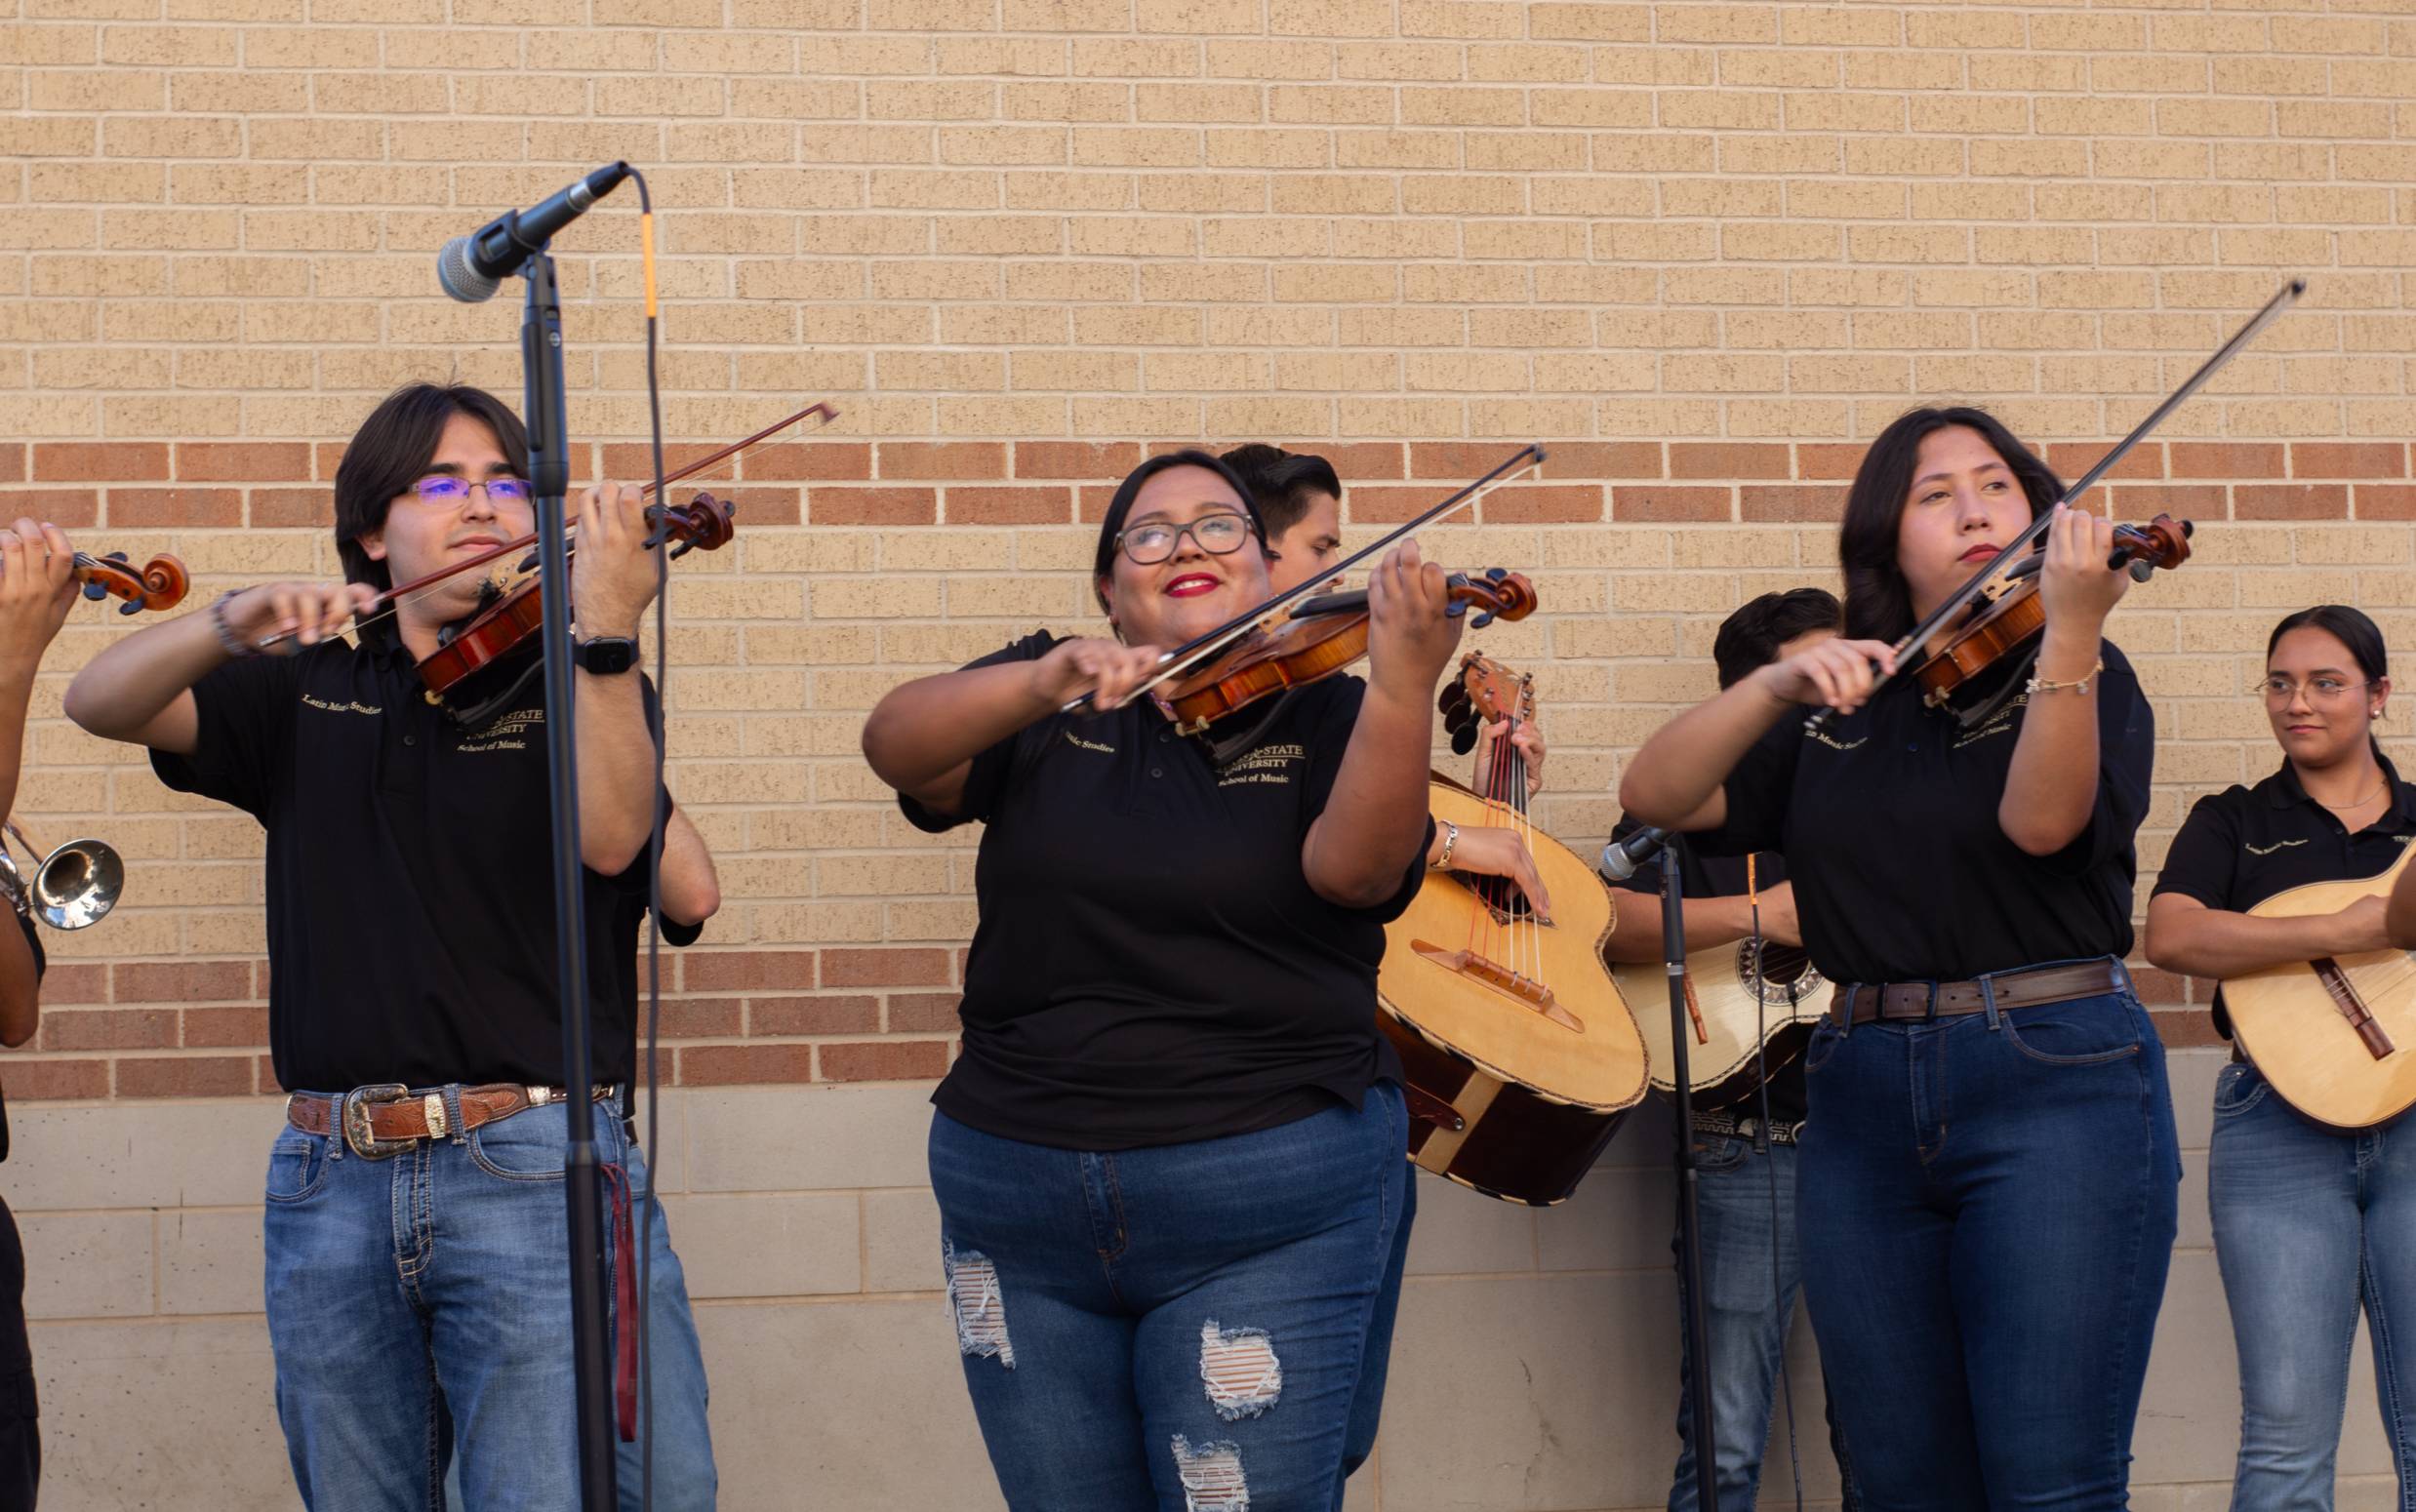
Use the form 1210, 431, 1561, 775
1408, 939, 1583, 1033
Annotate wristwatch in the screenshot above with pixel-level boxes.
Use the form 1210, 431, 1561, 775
574, 636, 639, 675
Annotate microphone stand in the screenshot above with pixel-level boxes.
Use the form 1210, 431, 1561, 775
1651, 832, 1720, 1512
518, 244, 619, 1512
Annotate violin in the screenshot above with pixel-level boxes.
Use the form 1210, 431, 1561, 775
1162, 570, 1537, 736
1913, 513, 2193, 721
1804, 278, 2302, 735
417, 491, 738, 721
70, 550, 189, 616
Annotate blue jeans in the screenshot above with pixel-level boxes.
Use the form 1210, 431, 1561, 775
264, 1091, 717, 1511
928, 1084, 1412, 1512
1797, 976, 2181, 1510
1669, 1135, 1860, 1512
2210, 1060, 2416, 1511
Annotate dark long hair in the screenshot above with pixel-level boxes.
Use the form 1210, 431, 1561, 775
1091, 449, 1267, 616
2268, 604, 2390, 762
334, 383, 529, 592
1838, 407, 2062, 643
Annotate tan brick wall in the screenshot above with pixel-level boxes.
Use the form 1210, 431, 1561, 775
4, 0, 2414, 1094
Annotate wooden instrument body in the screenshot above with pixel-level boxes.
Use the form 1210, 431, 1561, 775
2223, 845, 2416, 1131
1377, 778, 1650, 1206
1613, 933, 1827, 1094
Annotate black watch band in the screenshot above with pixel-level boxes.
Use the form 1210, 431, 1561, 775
574, 636, 639, 675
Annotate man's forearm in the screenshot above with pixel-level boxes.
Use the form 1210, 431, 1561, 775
575, 668, 660, 873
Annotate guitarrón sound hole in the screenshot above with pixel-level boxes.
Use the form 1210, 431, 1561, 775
1738, 940, 1822, 1006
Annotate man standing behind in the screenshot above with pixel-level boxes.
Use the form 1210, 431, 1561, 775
64, 384, 719, 1510
1601, 587, 1861, 1512
0, 516, 88, 1509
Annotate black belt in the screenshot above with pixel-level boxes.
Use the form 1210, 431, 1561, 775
1829, 958, 2125, 1029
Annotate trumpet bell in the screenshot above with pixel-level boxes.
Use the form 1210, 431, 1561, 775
31, 839, 120, 931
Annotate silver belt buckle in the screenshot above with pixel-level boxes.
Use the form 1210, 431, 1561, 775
342, 1084, 416, 1160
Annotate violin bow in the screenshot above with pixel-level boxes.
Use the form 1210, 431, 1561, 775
265, 401, 838, 649
1802, 277, 2305, 735
1062, 442, 1548, 714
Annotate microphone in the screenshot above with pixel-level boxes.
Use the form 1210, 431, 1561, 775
1597, 826, 1671, 883
436, 162, 633, 303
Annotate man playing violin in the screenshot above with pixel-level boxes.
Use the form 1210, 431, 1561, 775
63, 382, 722, 1511
0, 515, 93, 1510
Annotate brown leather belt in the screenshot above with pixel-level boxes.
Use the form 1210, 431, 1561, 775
287, 1083, 617, 1159
1829, 959, 2125, 1029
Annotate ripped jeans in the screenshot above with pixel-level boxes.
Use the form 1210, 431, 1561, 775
928, 1083, 1411, 1512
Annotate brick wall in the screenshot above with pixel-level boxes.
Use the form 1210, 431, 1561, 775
6, 1, 2416, 1097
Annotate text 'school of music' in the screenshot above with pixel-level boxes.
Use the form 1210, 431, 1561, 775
0, 176, 2407, 1511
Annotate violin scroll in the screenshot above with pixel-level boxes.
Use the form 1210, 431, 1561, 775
644, 491, 738, 559
2110, 513, 2192, 583
1450, 568, 1536, 629
75, 551, 189, 617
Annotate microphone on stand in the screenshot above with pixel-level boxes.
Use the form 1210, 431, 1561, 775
1597, 825, 1671, 883
436, 162, 632, 303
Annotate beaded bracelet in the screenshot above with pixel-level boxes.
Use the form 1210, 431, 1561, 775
2026, 657, 2104, 697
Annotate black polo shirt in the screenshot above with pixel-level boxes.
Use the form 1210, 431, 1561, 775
0, 915, 39, 1165
1606, 816, 1809, 1123
901, 630, 1423, 1152
2152, 753, 2416, 1039
1692, 642, 2154, 986
151, 632, 677, 1094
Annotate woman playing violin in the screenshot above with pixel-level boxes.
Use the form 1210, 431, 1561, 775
862, 449, 1464, 1511
1620, 407, 2178, 1509
2147, 605, 2416, 1507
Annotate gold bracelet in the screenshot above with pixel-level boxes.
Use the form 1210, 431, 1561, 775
2026, 657, 2104, 697
1430, 819, 1458, 870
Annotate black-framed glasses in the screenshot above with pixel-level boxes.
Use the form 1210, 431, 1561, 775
1115, 511, 1256, 566
411, 475, 531, 505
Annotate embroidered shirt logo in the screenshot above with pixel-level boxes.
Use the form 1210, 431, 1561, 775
1219, 742, 1304, 787
301, 694, 382, 716
458, 705, 542, 753
1063, 731, 1115, 755
2245, 838, 2310, 856
1806, 730, 1867, 752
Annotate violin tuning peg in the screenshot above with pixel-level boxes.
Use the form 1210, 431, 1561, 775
1484, 567, 1506, 582
117, 599, 141, 616
1470, 610, 1498, 630
2128, 559, 2154, 584
667, 539, 697, 560
1450, 723, 1478, 757
1437, 684, 1463, 717
81, 581, 104, 603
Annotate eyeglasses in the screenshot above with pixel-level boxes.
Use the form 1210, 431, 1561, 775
2259, 676, 2373, 705
1114, 511, 1256, 566
411, 475, 531, 505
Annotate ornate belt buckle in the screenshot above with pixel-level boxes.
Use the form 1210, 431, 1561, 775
342, 1083, 415, 1160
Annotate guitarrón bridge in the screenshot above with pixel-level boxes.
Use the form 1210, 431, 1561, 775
2313, 956, 2396, 1060
1409, 939, 1584, 1033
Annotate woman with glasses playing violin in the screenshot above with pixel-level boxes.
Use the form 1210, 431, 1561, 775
2146, 605, 2416, 1508
863, 449, 1466, 1512
64, 383, 723, 1511
1619, 407, 2177, 1509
